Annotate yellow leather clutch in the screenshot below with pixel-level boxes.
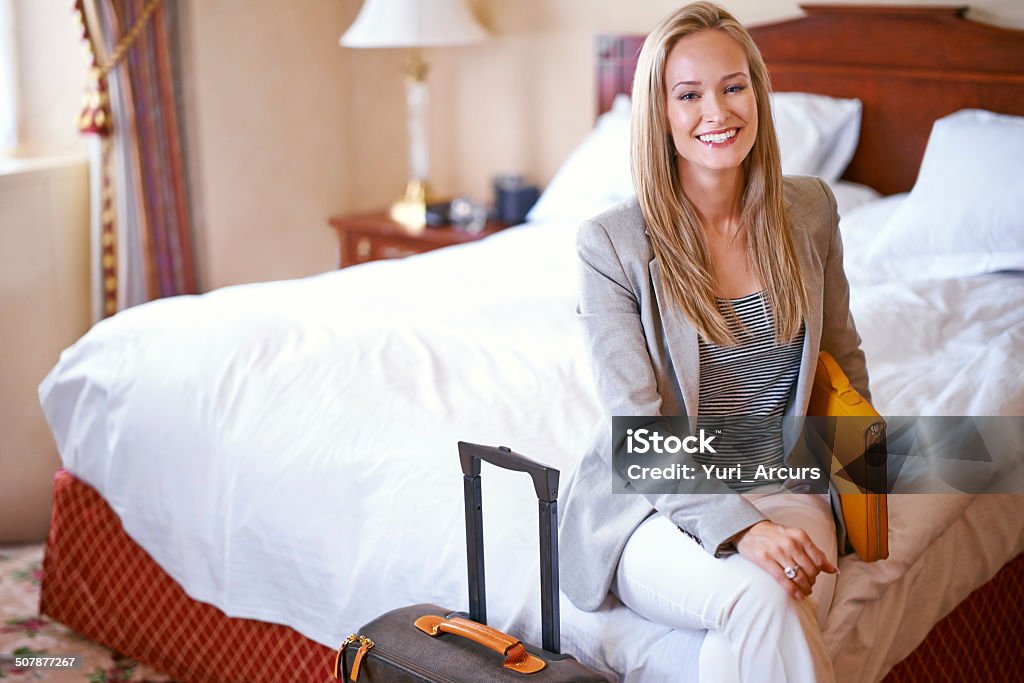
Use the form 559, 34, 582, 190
808, 352, 889, 562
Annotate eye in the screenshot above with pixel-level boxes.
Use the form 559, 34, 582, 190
677, 91, 700, 101
725, 84, 747, 94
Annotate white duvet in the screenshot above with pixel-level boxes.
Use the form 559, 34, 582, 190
40, 196, 1024, 681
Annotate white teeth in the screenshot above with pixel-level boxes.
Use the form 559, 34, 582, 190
698, 128, 738, 143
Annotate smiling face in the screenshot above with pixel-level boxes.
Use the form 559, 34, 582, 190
664, 29, 757, 184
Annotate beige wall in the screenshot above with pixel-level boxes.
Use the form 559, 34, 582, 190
1, 2, 90, 542
13, 0, 91, 158
0, 158, 90, 542
180, 0, 358, 288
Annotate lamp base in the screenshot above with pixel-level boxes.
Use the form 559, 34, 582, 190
390, 179, 430, 233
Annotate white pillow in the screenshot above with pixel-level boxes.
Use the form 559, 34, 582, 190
526, 94, 632, 223
528, 92, 863, 222
838, 192, 908, 283
772, 92, 862, 182
864, 109, 1024, 280
828, 180, 882, 219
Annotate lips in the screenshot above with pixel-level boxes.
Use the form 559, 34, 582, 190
696, 127, 740, 144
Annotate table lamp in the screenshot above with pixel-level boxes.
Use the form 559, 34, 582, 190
340, 0, 488, 231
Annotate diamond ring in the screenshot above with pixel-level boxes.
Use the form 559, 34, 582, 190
784, 566, 798, 580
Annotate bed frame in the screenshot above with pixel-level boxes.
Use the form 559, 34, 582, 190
41, 5, 1024, 682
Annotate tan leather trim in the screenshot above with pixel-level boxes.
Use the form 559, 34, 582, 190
349, 642, 370, 681
414, 615, 547, 674
333, 642, 346, 680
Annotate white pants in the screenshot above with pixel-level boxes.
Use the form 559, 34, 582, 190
612, 493, 837, 683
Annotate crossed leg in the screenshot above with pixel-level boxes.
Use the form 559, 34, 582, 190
612, 493, 837, 682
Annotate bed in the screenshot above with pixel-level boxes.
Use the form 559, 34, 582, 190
38, 5, 1024, 682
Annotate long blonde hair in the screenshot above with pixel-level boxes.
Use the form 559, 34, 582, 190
631, 1, 806, 345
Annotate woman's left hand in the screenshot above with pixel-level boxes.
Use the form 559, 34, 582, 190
732, 520, 839, 600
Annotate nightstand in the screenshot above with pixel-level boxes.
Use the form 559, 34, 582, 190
328, 211, 511, 268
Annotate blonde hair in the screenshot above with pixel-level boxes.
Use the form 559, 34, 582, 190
631, 1, 806, 345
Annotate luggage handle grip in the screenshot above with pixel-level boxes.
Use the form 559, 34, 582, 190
457, 442, 559, 502
414, 614, 547, 674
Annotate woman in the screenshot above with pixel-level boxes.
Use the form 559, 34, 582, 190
558, 3, 870, 682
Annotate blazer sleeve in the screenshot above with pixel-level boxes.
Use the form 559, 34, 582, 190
817, 178, 872, 401
576, 218, 766, 556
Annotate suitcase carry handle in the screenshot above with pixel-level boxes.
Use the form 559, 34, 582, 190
456, 442, 562, 654
414, 614, 547, 674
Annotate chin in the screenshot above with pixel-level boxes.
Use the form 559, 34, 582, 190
707, 157, 747, 171
695, 154, 747, 172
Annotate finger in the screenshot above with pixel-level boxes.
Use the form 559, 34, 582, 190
782, 533, 819, 586
803, 541, 839, 575
791, 550, 819, 587
765, 562, 805, 600
788, 566, 813, 596
775, 561, 812, 597
790, 530, 833, 574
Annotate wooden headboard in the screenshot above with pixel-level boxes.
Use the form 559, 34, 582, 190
595, 4, 1024, 194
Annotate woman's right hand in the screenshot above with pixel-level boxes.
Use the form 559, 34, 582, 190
732, 520, 838, 600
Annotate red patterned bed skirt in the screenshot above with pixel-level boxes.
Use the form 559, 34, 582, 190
40, 470, 336, 683
884, 550, 1023, 682
40, 469, 1023, 682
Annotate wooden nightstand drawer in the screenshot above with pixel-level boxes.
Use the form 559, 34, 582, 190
329, 211, 510, 268
347, 231, 425, 264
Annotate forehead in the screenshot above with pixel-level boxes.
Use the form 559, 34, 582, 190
664, 29, 750, 86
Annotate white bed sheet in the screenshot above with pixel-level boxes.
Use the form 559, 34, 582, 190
40, 195, 1024, 681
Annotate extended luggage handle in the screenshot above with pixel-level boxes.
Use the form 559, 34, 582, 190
456, 442, 562, 654
414, 614, 547, 674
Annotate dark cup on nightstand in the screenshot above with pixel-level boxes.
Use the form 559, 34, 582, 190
494, 175, 540, 226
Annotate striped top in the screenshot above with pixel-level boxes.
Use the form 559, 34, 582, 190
693, 291, 805, 490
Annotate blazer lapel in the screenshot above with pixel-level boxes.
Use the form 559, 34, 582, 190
788, 216, 824, 416
649, 257, 701, 417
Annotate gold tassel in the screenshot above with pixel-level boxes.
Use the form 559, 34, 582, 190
77, 66, 113, 135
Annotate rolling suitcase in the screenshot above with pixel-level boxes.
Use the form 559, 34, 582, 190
333, 442, 609, 682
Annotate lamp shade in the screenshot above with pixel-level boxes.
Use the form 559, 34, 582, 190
340, 0, 488, 48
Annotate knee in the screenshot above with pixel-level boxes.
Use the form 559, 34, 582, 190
724, 570, 792, 626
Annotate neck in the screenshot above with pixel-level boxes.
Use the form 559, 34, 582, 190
678, 164, 745, 236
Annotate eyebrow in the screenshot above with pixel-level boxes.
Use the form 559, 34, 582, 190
671, 72, 749, 90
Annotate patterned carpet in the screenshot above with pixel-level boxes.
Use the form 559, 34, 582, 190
0, 544, 176, 682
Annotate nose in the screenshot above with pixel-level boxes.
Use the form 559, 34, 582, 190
702, 91, 728, 123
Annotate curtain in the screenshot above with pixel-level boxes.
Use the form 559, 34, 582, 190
74, 0, 197, 320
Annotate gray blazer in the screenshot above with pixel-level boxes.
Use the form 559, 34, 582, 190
559, 176, 871, 612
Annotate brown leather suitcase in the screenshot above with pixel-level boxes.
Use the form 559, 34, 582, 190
333, 442, 610, 682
